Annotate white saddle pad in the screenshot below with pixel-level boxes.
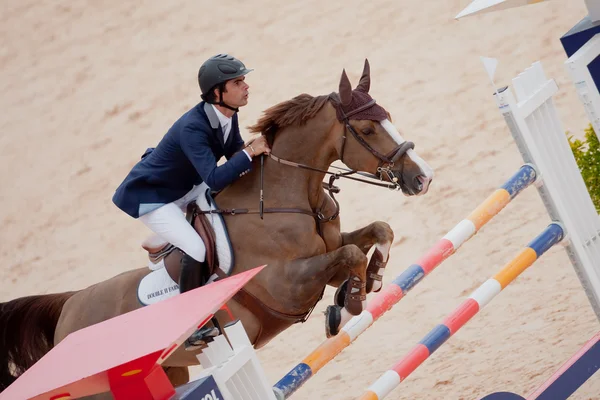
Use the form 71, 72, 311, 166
137, 183, 235, 306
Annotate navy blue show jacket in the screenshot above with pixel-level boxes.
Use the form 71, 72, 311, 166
112, 102, 251, 218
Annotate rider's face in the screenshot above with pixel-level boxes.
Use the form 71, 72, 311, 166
222, 76, 249, 107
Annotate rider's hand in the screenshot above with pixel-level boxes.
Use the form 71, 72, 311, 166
245, 135, 271, 157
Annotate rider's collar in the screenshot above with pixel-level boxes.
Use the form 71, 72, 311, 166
203, 102, 221, 130
211, 104, 232, 129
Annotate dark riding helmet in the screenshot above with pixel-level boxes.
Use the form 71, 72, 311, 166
198, 54, 254, 96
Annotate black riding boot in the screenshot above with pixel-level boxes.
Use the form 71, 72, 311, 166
178, 253, 206, 293
179, 253, 218, 349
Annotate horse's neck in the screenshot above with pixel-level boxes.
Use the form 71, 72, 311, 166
266, 109, 338, 210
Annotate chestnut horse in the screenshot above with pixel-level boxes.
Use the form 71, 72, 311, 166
0, 59, 433, 395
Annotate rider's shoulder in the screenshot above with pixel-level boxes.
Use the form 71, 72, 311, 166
178, 102, 212, 131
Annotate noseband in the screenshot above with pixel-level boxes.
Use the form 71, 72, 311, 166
338, 98, 415, 186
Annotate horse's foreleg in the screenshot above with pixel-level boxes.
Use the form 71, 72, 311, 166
321, 222, 394, 337
340, 221, 394, 293
283, 244, 368, 317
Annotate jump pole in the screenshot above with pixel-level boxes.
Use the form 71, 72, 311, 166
357, 222, 565, 400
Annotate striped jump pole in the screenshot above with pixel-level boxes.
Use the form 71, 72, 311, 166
273, 164, 538, 399
357, 222, 565, 400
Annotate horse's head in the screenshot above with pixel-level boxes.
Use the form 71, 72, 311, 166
332, 59, 433, 196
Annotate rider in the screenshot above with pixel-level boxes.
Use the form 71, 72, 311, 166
112, 53, 270, 293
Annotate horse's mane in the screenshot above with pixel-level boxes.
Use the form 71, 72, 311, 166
247, 93, 333, 141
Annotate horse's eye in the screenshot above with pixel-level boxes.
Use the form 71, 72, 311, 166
362, 128, 374, 136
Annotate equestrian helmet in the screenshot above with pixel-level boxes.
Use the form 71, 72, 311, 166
198, 54, 253, 95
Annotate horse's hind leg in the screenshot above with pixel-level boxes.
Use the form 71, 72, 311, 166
164, 366, 190, 387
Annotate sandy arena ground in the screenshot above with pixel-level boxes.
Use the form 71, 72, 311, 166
1, 1, 599, 399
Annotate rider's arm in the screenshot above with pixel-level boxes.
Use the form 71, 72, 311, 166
180, 124, 252, 191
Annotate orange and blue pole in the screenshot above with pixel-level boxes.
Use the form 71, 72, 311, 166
273, 164, 538, 399
357, 222, 564, 400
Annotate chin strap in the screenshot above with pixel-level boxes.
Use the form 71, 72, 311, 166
213, 86, 239, 112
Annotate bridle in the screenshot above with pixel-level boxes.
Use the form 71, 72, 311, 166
198, 97, 415, 231
336, 97, 415, 186
266, 97, 415, 200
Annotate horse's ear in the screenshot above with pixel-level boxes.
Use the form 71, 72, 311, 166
356, 58, 370, 93
339, 69, 353, 106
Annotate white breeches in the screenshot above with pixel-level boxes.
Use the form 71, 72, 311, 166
139, 185, 206, 262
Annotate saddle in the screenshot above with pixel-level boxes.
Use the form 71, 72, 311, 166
141, 201, 223, 286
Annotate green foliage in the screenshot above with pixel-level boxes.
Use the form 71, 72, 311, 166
567, 124, 600, 212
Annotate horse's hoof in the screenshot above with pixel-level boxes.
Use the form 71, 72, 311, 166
334, 279, 348, 307
325, 305, 342, 338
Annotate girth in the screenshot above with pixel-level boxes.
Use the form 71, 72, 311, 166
233, 287, 324, 348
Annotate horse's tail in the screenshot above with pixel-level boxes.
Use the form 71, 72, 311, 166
0, 291, 76, 392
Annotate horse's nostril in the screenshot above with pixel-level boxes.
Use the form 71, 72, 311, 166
415, 176, 424, 190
